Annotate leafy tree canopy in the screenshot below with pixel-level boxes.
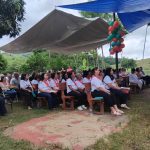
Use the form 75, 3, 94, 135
121, 57, 137, 69
0, 0, 25, 38
0, 54, 7, 72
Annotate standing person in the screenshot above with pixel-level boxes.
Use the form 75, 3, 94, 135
91, 67, 123, 116
103, 68, 130, 109
66, 71, 87, 111
20, 73, 34, 110
38, 73, 58, 109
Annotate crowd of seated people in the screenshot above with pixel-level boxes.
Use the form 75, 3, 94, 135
0, 66, 149, 116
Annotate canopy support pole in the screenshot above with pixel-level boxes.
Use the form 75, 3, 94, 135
113, 13, 119, 78
142, 24, 149, 59
101, 46, 106, 69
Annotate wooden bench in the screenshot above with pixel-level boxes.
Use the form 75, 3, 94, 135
129, 83, 140, 94
59, 83, 74, 110
84, 83, 104, 115
37, 97, 48, 108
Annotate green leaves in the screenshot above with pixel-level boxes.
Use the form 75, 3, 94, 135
0, 54, 7, 72
0, 0, 25, 38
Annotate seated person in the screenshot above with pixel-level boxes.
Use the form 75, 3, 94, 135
60, 71, 68, 83
31, 73, 40, 95
66, 71, 87, 111
91, 67, 123, 116
20, 73, 34, 110
10, 72, 20, 89
49, 72, 61, 104
138, 67, 150, 86
82, 70, 91, 84
0, 96, 7, 116
0, 76, 17, 100
49, 73, 60, 91
38, 73, 59, 109
103, 68, 130, 109
129, 68, 143, 89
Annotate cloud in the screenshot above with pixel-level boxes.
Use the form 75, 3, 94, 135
0, 0, 149, 59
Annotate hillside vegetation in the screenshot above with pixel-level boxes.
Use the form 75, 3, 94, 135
1, 52, 150, 75
136, 58, 150, 75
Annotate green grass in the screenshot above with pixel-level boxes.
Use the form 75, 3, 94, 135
136, 58, 150, 75
86, 88, 150, 150
0, 104, 68, 150
0, 89, 150, 150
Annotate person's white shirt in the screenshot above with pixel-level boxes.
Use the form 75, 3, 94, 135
38, 81, 52, 93
103, 75, 116, 89
129, 73, 143, 89
20, 80, 32, 89
75, 80, 85, 89
66, 78, 78, 93
61, 79, 66, 83
82, 77, 91, 84
31, 79, 39, 85
49, 79, 59, 90
129, 73, 139, 83
91, 76, 106, 92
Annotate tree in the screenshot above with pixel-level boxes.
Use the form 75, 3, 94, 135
121, 58, 137, 69
0, 0, 25, 38
0, 54, 7, 72
21, 50, 49, 73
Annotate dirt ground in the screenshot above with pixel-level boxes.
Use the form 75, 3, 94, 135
4, 110, 129, 150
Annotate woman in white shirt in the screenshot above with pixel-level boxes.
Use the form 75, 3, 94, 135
20, 73, 34, 110
60, 71, 68, 83
75, 73, 85, 92
31, 74, 40, 95
129, 68, 143, 89
66, 71, 87, 111
82, 70, 91, 84
38, 73, 58, 109
91, 67, 123, 116
49, 72, 62, 104
103, 68, 130, 110
49, 73, 60, 91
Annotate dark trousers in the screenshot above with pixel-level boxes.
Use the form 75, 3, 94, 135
0, 97, 7, 116
38, 92, 58, 109
142, 76, 150, 85
20, 90, 33, 107
110, 88, 128, 105
91, 90, 116, 107
4, 89, 17, 99
67, 91, 87, 107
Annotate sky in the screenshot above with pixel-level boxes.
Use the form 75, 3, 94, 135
0, 0, 150, 60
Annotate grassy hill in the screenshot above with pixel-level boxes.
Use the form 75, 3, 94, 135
136, 58, 150, 75
2, 53, 28, 73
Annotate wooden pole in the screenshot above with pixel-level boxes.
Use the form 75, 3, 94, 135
113, 13, 119, 78
142, 25, 148, 60
101, 46, 106, 69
